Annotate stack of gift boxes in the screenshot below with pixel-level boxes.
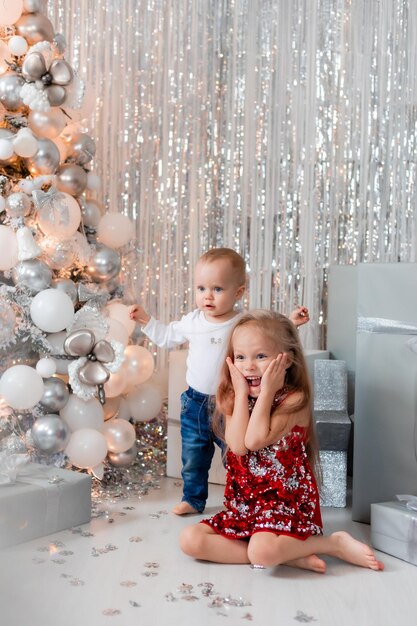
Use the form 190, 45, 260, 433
313, 359, 351, 508
328, 262, 417, 566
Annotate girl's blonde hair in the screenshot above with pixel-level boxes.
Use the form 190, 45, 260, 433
214, 309, 320, 477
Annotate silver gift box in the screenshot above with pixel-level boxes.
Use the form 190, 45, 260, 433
0, 463, 92, 549
328, 263, 417, 523
371, 501, 417, 566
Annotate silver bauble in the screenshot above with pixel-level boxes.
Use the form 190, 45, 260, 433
85, 245, 121, 283
12, 258, 52, 294
68, 133, 96, 166
15, 13, 55, 45
0, 74, 25, 112
78, 360, 110, 385
39, 376, 70, 412
31, 414, 70, 453
108, 443, 138, 467
23, 0, 47, 13
55, 163, 88, 197
5, 192, 32, 218
51, 278, 78, 305
26, 138, 60, 175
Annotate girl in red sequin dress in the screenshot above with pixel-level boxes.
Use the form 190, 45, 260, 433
180, 311, 384, 573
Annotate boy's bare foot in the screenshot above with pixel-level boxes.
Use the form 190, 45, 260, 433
331, 531, 384, 571
172, 502, 199, 515
285, 555, 326, 574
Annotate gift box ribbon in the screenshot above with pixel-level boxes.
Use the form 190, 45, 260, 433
357, 317, 417, 335
396, 495, 417, 562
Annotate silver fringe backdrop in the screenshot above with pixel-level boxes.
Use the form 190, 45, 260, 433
47, 0, 417, 358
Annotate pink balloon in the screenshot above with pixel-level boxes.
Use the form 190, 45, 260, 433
65, 428, 108, 469
97, 213, 134, 248
103, 419, 136, 453
123, 345, 154, 386
104, 369, 128, 398
126, 382, 163, 422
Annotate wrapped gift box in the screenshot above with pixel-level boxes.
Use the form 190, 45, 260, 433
0, 463, 92, 549
328, 263, 417, 522
313, 360, 351, 507
371, 501, 417, 566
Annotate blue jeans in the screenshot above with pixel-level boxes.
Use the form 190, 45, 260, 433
180, 386, 225, 513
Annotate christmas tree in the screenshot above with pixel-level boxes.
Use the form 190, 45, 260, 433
0, 0, 164, 487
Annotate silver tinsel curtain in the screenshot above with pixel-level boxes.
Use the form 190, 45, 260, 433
47, 0, 417, 355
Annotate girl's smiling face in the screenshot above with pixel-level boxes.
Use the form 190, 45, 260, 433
232, 324, 281, 397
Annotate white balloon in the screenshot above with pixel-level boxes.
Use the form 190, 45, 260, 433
60, 395, 104, 431
0, 1, 23, 26
0, 225, 18, 270
105, 317, 129, 347
0, 364, 44, 410
103, 418, 136, 453
104, 370, 128, 398
123, 344, 154, 386
117, 397, 132, 421
97, 213, 134, 249
126, 382, 163, 422
13, 129, 38, 157
65, 428, 108, 469
30, 288, 74, 332
0, 138, 14, 159
36, 357, 56, 378
8, 35, 28, 56
105, 301, 135, 336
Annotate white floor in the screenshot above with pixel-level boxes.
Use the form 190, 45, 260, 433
1, 477, 416, 626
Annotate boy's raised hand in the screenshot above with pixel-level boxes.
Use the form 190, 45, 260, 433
289, 306, 309, 327
260, 353, 289, 396
129, 304, 151, 325
226, 357, 249, 396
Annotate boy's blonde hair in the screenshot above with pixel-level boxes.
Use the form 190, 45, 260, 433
199, 248, 246, 286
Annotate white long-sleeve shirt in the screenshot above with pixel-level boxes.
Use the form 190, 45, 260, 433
142, 310, 240, 395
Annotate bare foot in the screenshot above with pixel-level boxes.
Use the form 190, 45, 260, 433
331, 531, 384, 571
172, 501, 199, 516
285, 555, 326, 574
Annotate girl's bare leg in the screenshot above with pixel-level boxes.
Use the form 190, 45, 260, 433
180, 523, 250, 564
284, 555, 327, 573
247, 531, 384, 571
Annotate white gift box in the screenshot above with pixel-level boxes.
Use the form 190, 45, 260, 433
371, 500, 417, 566
0, 463, 92, 549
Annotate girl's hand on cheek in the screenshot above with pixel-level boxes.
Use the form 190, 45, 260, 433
226, 357, 249, 395
260, 353, 288, 394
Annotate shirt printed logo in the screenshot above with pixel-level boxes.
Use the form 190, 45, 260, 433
210, 337, 222, 344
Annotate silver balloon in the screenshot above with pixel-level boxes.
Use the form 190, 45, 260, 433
5, 192, 32, 218
12, 258, 52, 294
55, 163, 88, 197
93, 340, 115, 363
0, 74, 25, 112
21, 52, 46, 81
15, 13, 55, 45
49, 60, 73, 86
26, 138, 60, 175
86, 244, 121, 283
108, 443, 138, 467
39, 376, 70, 412
23, 0, 47, 13
78, 360, 110, 385
81, 199, 102, 228
31, 414, 70, 454
64, 329, 95, 357
51, 278, 78, 305
45, 84, 67, 107
68, 133, 96, 166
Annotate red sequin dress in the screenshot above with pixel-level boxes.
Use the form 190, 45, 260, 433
201, 389, 323, 540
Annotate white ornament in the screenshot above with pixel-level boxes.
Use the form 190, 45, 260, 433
16, 226, 41, 261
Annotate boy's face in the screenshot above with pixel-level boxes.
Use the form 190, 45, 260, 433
194, 259, 245, 322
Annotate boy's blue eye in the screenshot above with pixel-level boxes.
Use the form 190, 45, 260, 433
196, 286, 205, 292
214, 287, 223, 293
